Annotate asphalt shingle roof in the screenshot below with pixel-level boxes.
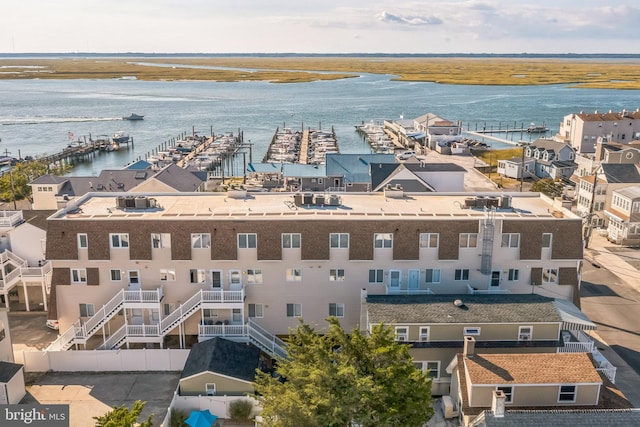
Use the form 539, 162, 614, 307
0, 361, 23, 383
481, 410, 640, 427
601, 163, 640, 184
365, 294, 562, 324
181, 337, 260, 382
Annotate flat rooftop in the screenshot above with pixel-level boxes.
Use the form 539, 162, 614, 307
50, 192, 577, 221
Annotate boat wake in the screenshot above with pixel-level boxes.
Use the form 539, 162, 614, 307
0, 116, 122, 125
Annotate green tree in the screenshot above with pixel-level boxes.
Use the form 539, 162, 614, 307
254, 318, 433, 427
93, 400, 152, 427
0, 160, 70, 204
530, 178, 564, 198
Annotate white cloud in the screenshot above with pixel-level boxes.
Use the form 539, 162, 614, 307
377, 11, 443, 26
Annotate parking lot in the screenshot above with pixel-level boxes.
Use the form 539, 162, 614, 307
9, 312, 180, 427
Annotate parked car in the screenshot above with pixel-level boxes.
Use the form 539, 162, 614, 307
46, 319, 59, 330
396, 150, 416, 160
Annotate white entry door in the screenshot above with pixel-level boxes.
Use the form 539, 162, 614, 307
128, 270, 141, 290
229, 270, 242, 290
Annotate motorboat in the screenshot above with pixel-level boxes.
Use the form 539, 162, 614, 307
123, 113, 144, 121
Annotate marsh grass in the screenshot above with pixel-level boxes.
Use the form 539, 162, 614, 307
1, 57, 639, 88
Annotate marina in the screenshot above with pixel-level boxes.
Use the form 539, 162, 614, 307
264, 125, 338, 165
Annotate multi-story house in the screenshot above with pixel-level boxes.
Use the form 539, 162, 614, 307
498, 139, 576, 181
575, 163, 640, 228
556, 109, 640, 154
362, 293, 611, 396
574, 136, 640, 181
413, 113, 462, 151
604, 186, 640, 245
45, 191, 583, 355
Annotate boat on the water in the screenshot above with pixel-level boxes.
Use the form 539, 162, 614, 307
527, 123, 548, 133
113, 131, 131, 144
123, 113, 144, 121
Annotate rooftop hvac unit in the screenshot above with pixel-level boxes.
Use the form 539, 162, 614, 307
303, 193, 313, 205
327, 195, 341, 206
116, 196, 126, 208
475, 196, 487, 208
293, 193, 303, 206
134, 196, 149, 209
464, 198, 477, 208
314, 194, 325, 205
500, 195, 512, 209
124, 196, 136, 208
442, 396, 459, 419
486, 196, 500, 208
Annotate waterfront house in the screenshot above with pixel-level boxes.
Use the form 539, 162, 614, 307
556, 109, 640, 154
524, 139, 577, 181
603, 186, 640, 245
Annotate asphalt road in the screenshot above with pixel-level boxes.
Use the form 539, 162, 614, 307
580, 261, 640, 405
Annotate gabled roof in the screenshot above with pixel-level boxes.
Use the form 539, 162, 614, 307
370, 163, 401, 189
530, 139, 572, 153
462, 352, 602, 385
405, 162, 466, 173
613, 185, 640, 200
21, 210, 57, 231
148, 163, 205, 192
282, 164, 326, 178
600, 163, 640, 184
29, 175, 67, 185
366, 294, 563, 325
325, 153, 395, 183
181, 337, 261, 382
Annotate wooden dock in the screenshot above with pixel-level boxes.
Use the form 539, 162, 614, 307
299, 130, 310, 165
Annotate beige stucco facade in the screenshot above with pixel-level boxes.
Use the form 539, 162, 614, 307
179, 371, 253, 397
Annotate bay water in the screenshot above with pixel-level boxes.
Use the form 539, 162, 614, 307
0, 71, 639, 176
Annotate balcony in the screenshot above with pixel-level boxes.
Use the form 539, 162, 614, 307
198, 324, 248, 341
558, 330, 616, 383
385, 285, 435, 295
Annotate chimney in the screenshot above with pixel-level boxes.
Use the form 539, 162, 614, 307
463, 335, 476, 358
492, 390, 506, 417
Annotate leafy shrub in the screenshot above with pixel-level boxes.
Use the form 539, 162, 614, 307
229, 399, 254, 420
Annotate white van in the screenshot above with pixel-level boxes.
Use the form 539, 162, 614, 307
396, 150, 416, 160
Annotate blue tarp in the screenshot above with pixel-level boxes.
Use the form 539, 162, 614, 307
185, 409, 218, 427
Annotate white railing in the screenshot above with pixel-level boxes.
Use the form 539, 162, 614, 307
0, 267, 23, 291
160, 291, 202, 335
198, 324, 247, 338
592, 347, 617, 383
558, 341, 595, 353
385, 285, 435, 295
597, 366, 617, 384
123, 287, 164, 303
21, 261, 52, 277
202, 289, 244, 303
467, 284, 511, 295
82, 291, 127, 337
98, 325, 127, 350
0, 210, 23, 227
127, 324, 160, 337
248, 319, 287, 359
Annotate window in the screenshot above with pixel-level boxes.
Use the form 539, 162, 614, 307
419, 233, 439, 248
497, 386, 513, 403
110, 269, 122, 281
286, 303, 302, 317
501, 233, 520, 248
205, 383, 216, 396
286, 268, 302, 282
395, 326, 408, 341
369, 269, 384, 283
110, 233, 129, 248
232, 308, 242, 323
229, 270, 242, 287
542, 233, 552, 248
425, 269, 441, 283
249, 303, 264, 318
190, 269, 206, 284
203, 309, 218, 319
464, 327, 481, 336
330, 233, 349, 248
238, 233, 257, 249
329, 303, 345, 317
71, 269, 87, 283
282, 233, 301, 249
459, 233, 478, 248
419, 327, 430, 342
210, 270, 222, 288
151, 233, 171, 249
160, 269, 176, 281
77, 233, 88, 249
163, 303, 176, 316
374, 233, 393, 248
79, 303, 95, 317
329, 269, 345, 281
519, 326, 533, 341
508, 269, 519, 281
558, 385, 576, 402
247, 269, 263, 284
542, 268, 558, 283
191, 233, 211, 249
454, 269, 470, 281
413, 361, 440, 379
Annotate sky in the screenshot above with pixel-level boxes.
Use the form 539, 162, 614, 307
2, 0, 640, 54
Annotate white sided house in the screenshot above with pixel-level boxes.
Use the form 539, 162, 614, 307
557, 109, 640, 154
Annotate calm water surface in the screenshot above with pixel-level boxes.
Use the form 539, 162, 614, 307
0, 73, 639, 176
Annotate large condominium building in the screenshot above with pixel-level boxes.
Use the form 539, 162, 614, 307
45, 190, 583, 353
557, 109, 640, 154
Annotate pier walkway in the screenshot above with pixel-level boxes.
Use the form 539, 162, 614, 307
299, 130, 310, 164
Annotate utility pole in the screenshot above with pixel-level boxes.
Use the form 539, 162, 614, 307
520, 142, 526, 192
584, 169, 599, 249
